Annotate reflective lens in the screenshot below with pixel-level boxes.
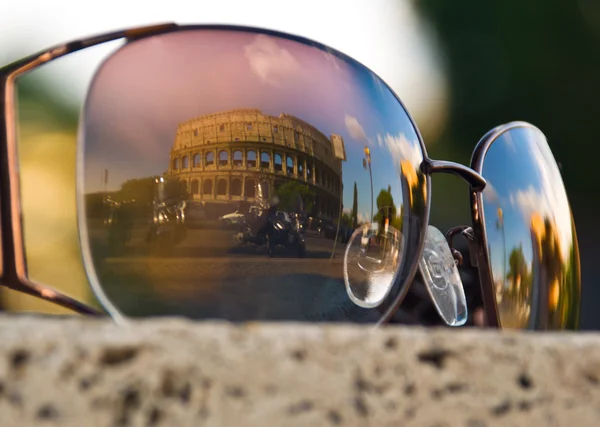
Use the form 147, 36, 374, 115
79, 28, 430, 322
479, 124, 580, 329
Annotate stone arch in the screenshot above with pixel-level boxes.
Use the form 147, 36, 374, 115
247, 150, 257, 168
260, 151, 270, 169
217, 178, 228, 195
219, 150, 229, 167
244, 178, 256, 198
191, 179, 199, 194
202, 179, 213, 195
274, 153, 283, 172
205, 151, 215, 167
231, 178, 242, 196
233, 150, 243, 167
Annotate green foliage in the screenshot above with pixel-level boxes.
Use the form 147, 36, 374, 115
416, 0, 599, 199
371, 185, 404, 232
374, 185, 397, 222
114, 177, 156, 204
507, 245, 529, 283
16, 74, 79, 132
341, 212, 353, 228
274, 181, 315, 213
113, 177, 188, 204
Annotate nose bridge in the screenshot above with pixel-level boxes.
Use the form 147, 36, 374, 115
421, 158, 487, 191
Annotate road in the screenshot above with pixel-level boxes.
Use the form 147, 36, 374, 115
87, 226, 391, 323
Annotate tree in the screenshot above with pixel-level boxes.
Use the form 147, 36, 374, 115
114, 176, 188, 205
274, 181, 315, 213
340, 212, 353, 228
116, 177, 156, 204
374, 186, 397, 223
507, 245, 528, 288
352, 181, 358, 228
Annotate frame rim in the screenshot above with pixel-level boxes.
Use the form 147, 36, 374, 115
469, 120, 547, 329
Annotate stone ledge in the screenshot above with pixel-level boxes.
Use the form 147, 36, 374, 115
0, 315, 599, 427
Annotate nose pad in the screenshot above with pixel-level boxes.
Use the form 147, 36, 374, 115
343, 223, 403, 309
423, 249, 446, 286
419, 225, 468, 326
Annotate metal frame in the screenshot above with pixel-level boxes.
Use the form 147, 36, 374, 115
0, 22, 511, 327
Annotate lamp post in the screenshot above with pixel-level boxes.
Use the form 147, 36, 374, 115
362, 146, 373, 223
496, 207, 506, 301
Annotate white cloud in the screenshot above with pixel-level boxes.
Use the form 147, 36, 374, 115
509, 186, 543, 220
376, 131, 423, 167
483, 181, 500, 205
344, 114, 368, 142
508, 166, 574, 261
357, 212, 369, 224
243, 34, 303, 87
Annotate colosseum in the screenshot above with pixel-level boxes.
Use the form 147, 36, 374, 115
167, 108, 343, 219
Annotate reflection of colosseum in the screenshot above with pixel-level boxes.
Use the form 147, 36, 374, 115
167, 108, 343, 218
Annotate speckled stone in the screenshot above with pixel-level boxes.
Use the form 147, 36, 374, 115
0, 315, 599, 426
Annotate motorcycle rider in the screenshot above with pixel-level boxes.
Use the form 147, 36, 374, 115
249, 195, 279, 238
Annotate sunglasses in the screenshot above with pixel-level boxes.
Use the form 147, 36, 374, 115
0, 23, 581, 329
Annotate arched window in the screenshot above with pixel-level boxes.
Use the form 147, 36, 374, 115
202, 179, 213, 195
274, 153, 283, 172
217, 179, 227, 195
193, 153, 201, 168
306, 163, 312, 179
205, 151, 214, 167
219, 150, 229, 167
233, 150, 243, 167
286, 156, 294, 174
298, 159, 304, 177
191, 179, 199, 194
258, 180, 270, 200
172, 158, 179, 170
260, 152, 270, 169
244, 179, 256, 198
231, 179, 242, 196
182, 156, 189, 169
247, 150, 257, 168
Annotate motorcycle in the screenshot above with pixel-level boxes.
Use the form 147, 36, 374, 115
234, 201, 306, 258
264, 211, 306, 258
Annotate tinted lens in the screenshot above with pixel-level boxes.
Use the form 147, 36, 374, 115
79, 28, 429, 322
479, 124, 580, 329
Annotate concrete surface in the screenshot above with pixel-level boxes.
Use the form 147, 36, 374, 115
0, 315, 599, 426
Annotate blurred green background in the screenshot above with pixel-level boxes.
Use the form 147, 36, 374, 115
2, 0, 599, 328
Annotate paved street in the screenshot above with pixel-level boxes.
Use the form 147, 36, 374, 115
88, 225, 386, 323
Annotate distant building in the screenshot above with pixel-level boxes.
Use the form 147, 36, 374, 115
167, 108, 343, 218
